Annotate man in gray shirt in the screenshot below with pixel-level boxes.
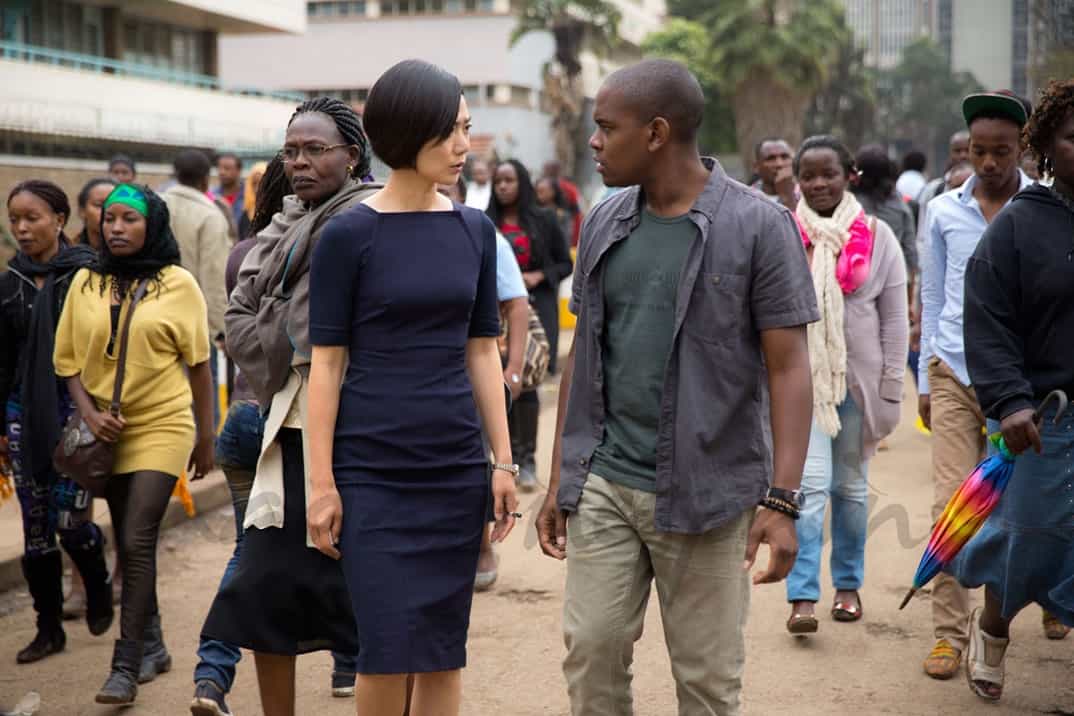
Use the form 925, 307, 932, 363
536, 60, 818, 715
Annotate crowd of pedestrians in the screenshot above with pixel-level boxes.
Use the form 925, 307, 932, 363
1, 56, 1072, 716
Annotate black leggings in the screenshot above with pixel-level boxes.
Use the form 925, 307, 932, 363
105, 471, 177, 640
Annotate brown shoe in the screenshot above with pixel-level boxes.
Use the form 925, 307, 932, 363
924, 638, 962, 680
1043, 611, 1070, 640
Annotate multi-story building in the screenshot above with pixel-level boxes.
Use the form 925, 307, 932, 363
842, 0, 937, 69
218, 0, 665, 184
940, 0, 1070, 98
0, 0, 306, 247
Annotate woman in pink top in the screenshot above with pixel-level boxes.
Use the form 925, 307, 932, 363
785, 135, 909, 635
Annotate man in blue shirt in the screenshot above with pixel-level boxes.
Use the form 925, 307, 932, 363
918, 91, 1033, 681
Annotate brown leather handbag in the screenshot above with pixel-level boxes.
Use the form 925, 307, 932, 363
54, 280, 148, 497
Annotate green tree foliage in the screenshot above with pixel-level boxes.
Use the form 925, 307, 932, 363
874, 38, 981, 168
641, 18, 736, 154
512, 0, 622, 175
805, 30, 876, 152
645, 0, 848, 171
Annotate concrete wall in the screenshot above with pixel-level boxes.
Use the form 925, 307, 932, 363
0, 59, 298, 153
951, 0, 1013, 90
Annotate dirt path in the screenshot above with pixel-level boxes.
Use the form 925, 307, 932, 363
1, 381, 1072, 715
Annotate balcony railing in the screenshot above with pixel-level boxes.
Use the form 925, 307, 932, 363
0, 41, 304, 102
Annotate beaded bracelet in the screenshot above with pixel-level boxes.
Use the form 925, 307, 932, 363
760, 496, 800, 520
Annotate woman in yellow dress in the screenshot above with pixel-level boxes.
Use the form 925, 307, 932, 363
53, 184, 216, 705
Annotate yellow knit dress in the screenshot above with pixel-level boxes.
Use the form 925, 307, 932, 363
53, 266, 210, 477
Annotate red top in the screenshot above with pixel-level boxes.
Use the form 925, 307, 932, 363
500, 222, 534, 271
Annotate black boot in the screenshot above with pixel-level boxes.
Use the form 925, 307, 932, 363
138, 613, 172, 684
16, 552, 66, 664
61, 524, 114, 636
95, 639, 142, 704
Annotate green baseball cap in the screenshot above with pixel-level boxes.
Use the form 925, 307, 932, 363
962, 91, 1029, 127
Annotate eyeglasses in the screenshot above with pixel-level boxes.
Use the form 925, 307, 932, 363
277, 143, 352, 163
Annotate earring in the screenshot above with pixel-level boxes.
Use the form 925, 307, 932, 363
347, 165, 354, 174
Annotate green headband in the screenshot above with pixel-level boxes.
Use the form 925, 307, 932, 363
103, 184, 148, 217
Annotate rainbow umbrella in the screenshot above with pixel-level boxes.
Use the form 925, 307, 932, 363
899, 389, 1069, 609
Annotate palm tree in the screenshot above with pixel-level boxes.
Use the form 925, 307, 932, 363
703, 0, 846, 170
805, 28, 877, 152
511, 0, 622, 176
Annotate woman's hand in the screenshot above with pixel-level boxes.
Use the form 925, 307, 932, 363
85, 410, 125, 443
308, 482, 343, 560
522, 271, 545, 290
187, 434, 215, 481
489, 469, 519, 543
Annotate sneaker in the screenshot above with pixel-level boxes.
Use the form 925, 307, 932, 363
331, 671, 356, 698
190, 679, 232, 716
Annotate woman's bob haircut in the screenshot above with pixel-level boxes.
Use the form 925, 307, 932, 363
363, 59, 463, 170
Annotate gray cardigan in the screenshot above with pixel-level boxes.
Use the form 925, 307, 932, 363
843, 218, 909, 457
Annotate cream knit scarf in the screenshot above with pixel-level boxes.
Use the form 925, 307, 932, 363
795, 191, 864, 437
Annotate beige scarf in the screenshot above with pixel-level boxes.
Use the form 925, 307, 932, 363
795, 191, 864, 437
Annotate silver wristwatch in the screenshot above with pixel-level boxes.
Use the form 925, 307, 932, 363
492, 463, 520, 476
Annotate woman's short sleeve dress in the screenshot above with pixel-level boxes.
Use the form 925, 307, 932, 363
53, 266, 210, 477
309, 202, 500, 675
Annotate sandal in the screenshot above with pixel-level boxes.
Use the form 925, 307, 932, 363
786, 602, 818, 634
786, 613, 818, 635
923, 639, 962, 680
831, 591, 863, 622
966, 607, 1009, 702
1043, 611, 1071, 641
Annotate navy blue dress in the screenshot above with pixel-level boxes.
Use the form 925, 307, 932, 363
309, 202, 500, 674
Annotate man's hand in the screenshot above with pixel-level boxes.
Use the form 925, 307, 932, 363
1000, 408, 1042, 455
743, 508, 798, 584
918, 394, 931, 430
536, 489, 567, 560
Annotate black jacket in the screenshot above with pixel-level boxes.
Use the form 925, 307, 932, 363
0, 265, 81, 433
964, 184, 1074, 420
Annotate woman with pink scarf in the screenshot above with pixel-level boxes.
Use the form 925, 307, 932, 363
785, 135, 909, 635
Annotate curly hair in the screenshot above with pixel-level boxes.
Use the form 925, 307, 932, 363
87, 185, 181, 296
1023, 79, 1074, 177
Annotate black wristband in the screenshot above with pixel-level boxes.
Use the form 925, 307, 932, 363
760, 497, 800, 520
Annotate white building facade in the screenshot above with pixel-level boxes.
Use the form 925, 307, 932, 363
218, 0, 665, 177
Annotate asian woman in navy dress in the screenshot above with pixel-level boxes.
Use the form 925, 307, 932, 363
306, 60, 518, 715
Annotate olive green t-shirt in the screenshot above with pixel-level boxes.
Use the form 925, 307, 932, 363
590, 210, 697, 492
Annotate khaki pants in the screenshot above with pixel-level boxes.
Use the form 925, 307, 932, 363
927, 359, 985, 651
562, 474, 752, 716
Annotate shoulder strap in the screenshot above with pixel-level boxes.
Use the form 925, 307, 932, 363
109, 279, 149, 416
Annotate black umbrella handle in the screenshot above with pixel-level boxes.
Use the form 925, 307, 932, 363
1033, 389, 1069, 425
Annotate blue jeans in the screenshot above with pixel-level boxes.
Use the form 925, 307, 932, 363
786, 398, 869, 603
194, 401, 261, 690
193, 402, 358, 689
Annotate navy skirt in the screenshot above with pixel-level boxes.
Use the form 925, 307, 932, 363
948, 406, 1074, 626
338, 466, 487, 674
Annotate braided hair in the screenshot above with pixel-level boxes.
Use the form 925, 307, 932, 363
288, 96, 372, 180
7, 180, 71, 241
249, 154, 291, 238
794, 135, 856, 178
1023, 79, 1074, 178
88, 185, 181, 296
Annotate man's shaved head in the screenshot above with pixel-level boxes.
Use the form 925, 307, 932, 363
601, 59, 704, 143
